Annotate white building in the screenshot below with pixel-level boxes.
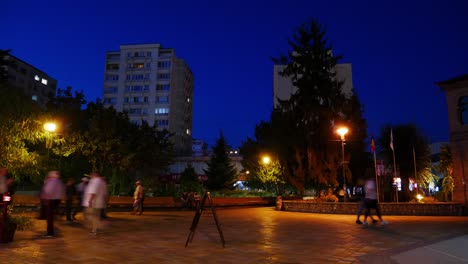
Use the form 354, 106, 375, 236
102, 44, 193, 155
273, 63, 353, 107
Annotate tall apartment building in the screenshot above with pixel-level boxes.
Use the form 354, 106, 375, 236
102, 44, 193, 155
2, 53, 57, 107
273, 63, 353, 108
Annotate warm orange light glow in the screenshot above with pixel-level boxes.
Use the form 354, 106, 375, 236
44, 122, 57, 132
262, 156, 271, 165
336, 127, 349, 139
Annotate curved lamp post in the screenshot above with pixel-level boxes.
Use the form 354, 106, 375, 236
336, 127, 349, 202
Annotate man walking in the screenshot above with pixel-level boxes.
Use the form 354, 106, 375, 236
363, 176, 388, 226
132, 181, 144, 215
40, 171, 65, 237
82, 172, 107, 234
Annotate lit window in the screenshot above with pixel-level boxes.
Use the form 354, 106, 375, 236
31, 95, 38, 101
34, 75, 40, 81
186, 129, 191, 135
155, 107, 169, 115
41, 78, 48, 85
187, 97, 190, 103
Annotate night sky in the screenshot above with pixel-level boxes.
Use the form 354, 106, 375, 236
3, 0, 468, 148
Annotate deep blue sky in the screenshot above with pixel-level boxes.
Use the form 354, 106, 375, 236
3, 0, 468, 148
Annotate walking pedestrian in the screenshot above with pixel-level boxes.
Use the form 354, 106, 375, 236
132, 181, 144, 215
40, 171, 65, 237
355, 177, 376, 224
82, 172, 107, 235
362, 176, 388, 226
65, 178, 76, 222
75, 176, 89, 220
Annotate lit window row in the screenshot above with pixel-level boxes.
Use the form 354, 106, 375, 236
155, 107, 169, 115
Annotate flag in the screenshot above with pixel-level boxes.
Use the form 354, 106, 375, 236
370, 137, 376, 153
390, 128, 394, 151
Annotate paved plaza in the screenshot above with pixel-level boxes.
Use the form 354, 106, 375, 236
1, 207, 468, 263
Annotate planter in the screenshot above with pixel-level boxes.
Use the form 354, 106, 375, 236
0, 222, 17, 243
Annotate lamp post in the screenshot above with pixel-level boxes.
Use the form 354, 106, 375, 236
43, 122, 57, 166
336, 127, 349, 202
262, 155, 271, 165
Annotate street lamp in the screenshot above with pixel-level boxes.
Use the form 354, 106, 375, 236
262, 155, 271, 165
43, 122, 57, 133
336, 126, 349, 202
43, 122, 57, 166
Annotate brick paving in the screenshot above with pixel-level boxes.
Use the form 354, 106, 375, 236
1, 207, 467, 263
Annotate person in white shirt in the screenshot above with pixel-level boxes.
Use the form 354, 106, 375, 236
362, 176, 388, 226
82, 172, 107, 234
40, 171, 65, 237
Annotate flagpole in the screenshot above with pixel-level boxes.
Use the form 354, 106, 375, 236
413, 146, 418, 194
390, 128, 398, 203
371, 136, 379, 203
392, 148, 398, 203
374, 151, 379, 203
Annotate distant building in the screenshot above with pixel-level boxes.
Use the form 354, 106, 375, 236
437, 74, 468, 207
273, 63, 353, 108
192, 139, 209, 157
102, 44, 193, 155
2, 53, 57, 107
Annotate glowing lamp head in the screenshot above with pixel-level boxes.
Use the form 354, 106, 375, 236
336, 127, 349, 139
262, 156, 271, 165
44, 122, 57, 132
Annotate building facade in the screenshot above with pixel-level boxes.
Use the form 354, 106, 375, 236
102, 44, 193, 155
273, 63, 353, 107
437, 74, 468, 207
2, 53, 57, 107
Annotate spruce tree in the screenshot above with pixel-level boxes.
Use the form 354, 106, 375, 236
266, 18, 367, 194
204, 132, 237, 190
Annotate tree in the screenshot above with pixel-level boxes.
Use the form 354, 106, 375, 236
179, 164, 201, 192
204, 132, 237, 190
377, 124, 432, 201
437, 144, 454, 201
242, 18, 367, 195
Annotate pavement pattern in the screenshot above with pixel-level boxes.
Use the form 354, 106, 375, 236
1, 207, 467, 263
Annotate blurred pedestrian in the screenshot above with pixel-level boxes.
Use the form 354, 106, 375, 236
82, 172, 107, 235
100, 175, 109, 219
40, 171, 65, 237
132, 181, 144, 215
363, 176, 388, 226
65, 178, 76, 222
355, 177, 376, 224
75, 176, 89, 220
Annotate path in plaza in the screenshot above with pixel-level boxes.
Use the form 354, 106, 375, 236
1, 207, 468, 263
